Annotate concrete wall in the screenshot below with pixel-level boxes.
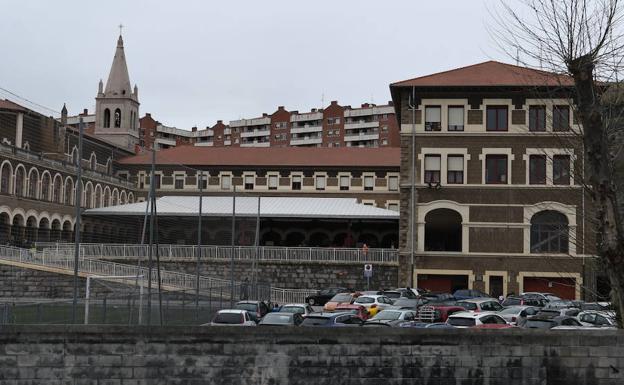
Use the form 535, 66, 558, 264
0, 325, 622, 384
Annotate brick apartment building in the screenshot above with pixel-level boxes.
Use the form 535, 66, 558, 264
390, 61, 594, 300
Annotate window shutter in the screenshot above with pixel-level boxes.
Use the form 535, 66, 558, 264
424, 155, 441, 170
448, 107, 464, 126
425, 107, 441, 122
448, 156, 464, 171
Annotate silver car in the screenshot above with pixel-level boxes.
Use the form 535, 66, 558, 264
279, 303, 315, 317
498, 306, 539, 326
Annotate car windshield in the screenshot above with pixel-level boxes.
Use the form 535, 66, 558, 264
213, 313, 243, 324
537, 310, 559, 317
261, 314, 293, 324
372, 311, 401, 320
447, 317, 476, 327
502, 298, 521, 306
384, 292, 400, 299
280, 306, 304, 314
499, 307, 522, 315
393, 299, 417, 307
457, 302, 477, 311
546, 295, 562, 302
234, 303, 257, 312
301, 317, 331, 326
330, 294, 352, 303
526, 320, 556, 329
455, 290, 469, 297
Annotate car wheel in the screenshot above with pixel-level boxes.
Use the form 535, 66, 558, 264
308, 298, 315, 306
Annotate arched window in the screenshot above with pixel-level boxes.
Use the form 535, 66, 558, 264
64, 178, 74, 205
530, 211, 569, 253
106, 158, 113, 175
71, 147, 79, 166
84, 183, 93, 208
94, 185, 102, 208
27, 168, 39, 199
0, 162, 12, 194
52, 174, 62, 203
103, 187, 111, 207
14, 166, 26, 197
41, 173, 51, 201
90, 153, 97, 170
114, 108, 121, 128
104, 108, 111, 128
425, 208, 463, 252
112, 189, 119, 206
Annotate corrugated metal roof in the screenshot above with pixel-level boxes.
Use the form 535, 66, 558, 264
85, 196, 399, 220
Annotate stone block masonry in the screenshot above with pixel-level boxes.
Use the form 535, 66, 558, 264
0, 325, 622, 384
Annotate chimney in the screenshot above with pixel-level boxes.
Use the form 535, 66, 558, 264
278, 106, 285, 111
262, 113, 268, 117
330, 101, 338, 106
388, 101, 394, 106
311, 108, 317, 113
362, 103, 369, 108
217, 120, 223, 124
81, 108, 88, 116
192, 126, 197, 132
291, 110, 298, 114
146, 113, 152, 118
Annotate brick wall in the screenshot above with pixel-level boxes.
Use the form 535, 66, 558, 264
0, 325, 622, 384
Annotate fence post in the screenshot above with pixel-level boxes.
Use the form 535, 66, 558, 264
169, 245, 173, 259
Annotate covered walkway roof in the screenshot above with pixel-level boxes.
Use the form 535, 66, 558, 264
85, 196, 399, 220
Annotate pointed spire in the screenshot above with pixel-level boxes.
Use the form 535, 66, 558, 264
98, 79, 103, 94
104, 33, 132, 97
61, 103, 68, 125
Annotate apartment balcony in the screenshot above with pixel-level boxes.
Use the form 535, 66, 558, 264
194, 141, 214, 147
290, 125, 323, 134
230, 117, 271, 128
344, 121, 379, 130
155, 137, 177, 146
290, 136, 323, 146
224, 128, 232, 135
344, 105, 394, 118
241, 140, 271, 147
193, 129, 214, 137
224, 140, 232, 146
240, 129, 270, 138
343, 131, 379, 142
290, 112, 323, 122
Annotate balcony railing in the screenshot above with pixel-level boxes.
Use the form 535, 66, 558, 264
344, 121, 379, 130
240, 129, 271, 138
290, 125, 323, 134
290, 136, 323, 146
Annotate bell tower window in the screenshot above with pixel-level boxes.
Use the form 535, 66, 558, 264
114, 108, 122, 128
104, 109, 111, 128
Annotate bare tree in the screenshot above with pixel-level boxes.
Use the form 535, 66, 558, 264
492, 0, 624, 326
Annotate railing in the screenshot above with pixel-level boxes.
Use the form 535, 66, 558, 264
36, 243, 399, 264
1, 245, 317, 304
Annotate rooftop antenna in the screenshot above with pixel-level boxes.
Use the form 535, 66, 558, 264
119, 23, 124, 36
321, 92, 325, 108
515, 47, 520, 66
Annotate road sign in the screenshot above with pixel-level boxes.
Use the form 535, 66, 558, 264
364, 264, 373, 278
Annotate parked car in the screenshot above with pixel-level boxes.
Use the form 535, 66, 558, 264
323, 292, 360, 312
401, 322, 456, 329
279, 303, 315, 317
577, 311, 617, 327
522, 315, 583, 329
498, 306, 539, 326
521, 292, 562, 303
453, 289, 490, 300
501, 296, 547, 308
334, 304, 370, 320
305, 287, 350, 306
544, 300, 583, 310
422, 292, 455, 302
446, 312, 508, 328
258, 312, 304, 327
416, 304, 467, 323
456, 298, 503, 312
389, 298, 428, 310
382, 288, 418, 300
300, 312, 364, 327
580, 302, 612, 311
365, 309, 417, 326
352, 295, 394, 316
536, 308, 581, 318
208, 310, 257, 326
234, 300, 270, 323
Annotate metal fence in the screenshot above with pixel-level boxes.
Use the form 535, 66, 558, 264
36, 242, 399, 264
0, 245, 317, 304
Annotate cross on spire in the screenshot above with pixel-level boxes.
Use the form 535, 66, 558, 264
118, 23, 124, 36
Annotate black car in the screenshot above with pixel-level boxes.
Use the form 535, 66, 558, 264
421, 292, 455, 302
258, 312, 304, 327
234, 300, 270, 323
305, 287, 350, 306
382, 288, 417, 300
522, 315, 583, 329
501, 296, 546, 308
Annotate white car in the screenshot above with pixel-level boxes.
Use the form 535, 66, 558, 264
353, 295, 394, 314
521, 292, 562, 302
366, 309, 417, 325
456, 298, 503, 312
279, 303, 315, 317
498, 306, 539, 325
208, 309, 257, 326
446, 311, 508, 328
577, 311, 617, 327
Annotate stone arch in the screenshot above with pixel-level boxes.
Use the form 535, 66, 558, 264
424, 208, 463, 252
94, 184, 103, 208
40, 171, 52, 202
64, 177, 74, 205
309, 231, 331, 247
0, 160, 13, 194
84, 182, 94, 208
120, 190, 127, 205
71, 146, 79, 165
52, 174, 63, 203
27, 167, 39, 199
358, 233, 379, 248
50, 219, 62, 242
0, 210, 11, 244
285, 231, 306, 247
38, 217, 50, 243
89, 152, 97, 170
62, 220, 73, 242
11, 213, 25, 245
111, 188, 119, 206
14, 164, 27, 197
261, 230, 282, 246
104, 108, 111, 128
106, 158, 113, 175
530, 210, 569, 254
114, 108, 121, 128
381, 232, 398, 249
128, 192, 135, 203
103, 186, 111, 207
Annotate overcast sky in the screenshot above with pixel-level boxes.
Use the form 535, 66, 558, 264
1, 0, 506, 129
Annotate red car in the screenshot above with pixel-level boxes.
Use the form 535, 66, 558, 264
417, 305, 466, 323
334, 304, 370, 320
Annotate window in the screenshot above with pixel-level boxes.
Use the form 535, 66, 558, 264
448, 106, 464, 131
103, 109, 111, 128
292, 175, 301, 190
114, 108, 122, 128
174, 175, 184, 190
244, 175, 254, 190
529, 106, 546, 131
381, 125, 388, 132
387, 203, 399, 212
221, 175, 231, 190
425, 106, 441, 131
364, 176, 374, 191
529, 155, 547, 184
197, 173, 207, 189
424, 155, 441, 184
553, 106, 570, 131
268, 175, 278, 190
327, 117, 340, 125
486, 106, 508, 131
553, 155, 571, 185
315, 175, 326, 190
447, 155, 464, 184
485, 155, 508, 184
340, 176, 350, 191
388, 176, 399, 191
530, 210, 569, 253
154, 174, 161, 189
275, 122, 287, 129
